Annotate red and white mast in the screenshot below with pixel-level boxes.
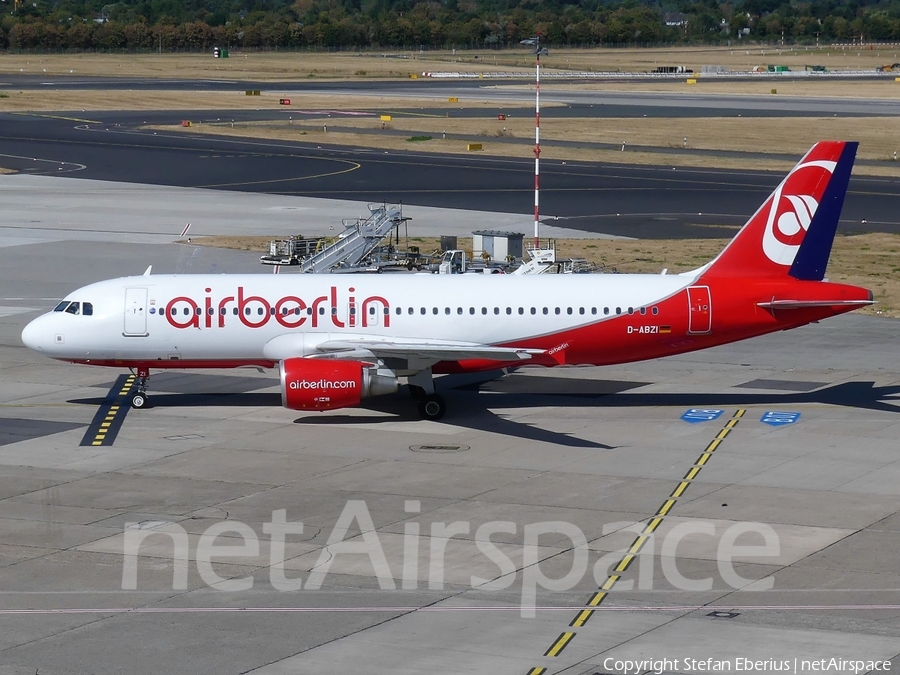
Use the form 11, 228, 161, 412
521, 37, 548, 250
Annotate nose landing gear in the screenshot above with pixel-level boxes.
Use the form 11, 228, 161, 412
130, 367, 151, 409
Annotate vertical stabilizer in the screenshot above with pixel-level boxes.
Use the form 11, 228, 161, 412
704, 141, 857, 278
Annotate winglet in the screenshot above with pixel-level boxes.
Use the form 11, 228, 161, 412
143, 265, 152, 276
789, 142, 858, 281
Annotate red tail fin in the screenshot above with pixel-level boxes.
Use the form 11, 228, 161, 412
704, 141, 857, 278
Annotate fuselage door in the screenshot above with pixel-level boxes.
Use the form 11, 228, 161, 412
687, 285, 712, 334
124, 287, 149, 337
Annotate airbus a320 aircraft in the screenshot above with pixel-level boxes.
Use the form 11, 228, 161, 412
22, 141, 872, 420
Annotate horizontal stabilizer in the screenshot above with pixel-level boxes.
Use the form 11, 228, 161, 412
758, 299, 874, 310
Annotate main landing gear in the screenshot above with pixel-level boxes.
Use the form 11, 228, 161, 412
408, 368, 446, 421
130, 367, 151, 409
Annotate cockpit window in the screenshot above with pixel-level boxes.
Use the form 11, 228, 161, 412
82, 302, 93, 316
54, 301, 69, 312
64, 302, 80, 315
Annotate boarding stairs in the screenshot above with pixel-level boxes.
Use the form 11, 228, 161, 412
299, 204, 404, 273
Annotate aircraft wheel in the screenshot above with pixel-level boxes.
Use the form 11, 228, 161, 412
130, 392, 149, 409
417, 394, 446, 421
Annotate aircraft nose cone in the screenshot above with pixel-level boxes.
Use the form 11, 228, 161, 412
21, 316, 47, 353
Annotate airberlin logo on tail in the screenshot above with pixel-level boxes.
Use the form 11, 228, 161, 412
163, 286, 391, 330
762, 158, 837, 266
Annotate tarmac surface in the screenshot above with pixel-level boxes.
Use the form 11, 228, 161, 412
0, 177, 899, 674
3, 75, 900, 117
2, 110, 900, 238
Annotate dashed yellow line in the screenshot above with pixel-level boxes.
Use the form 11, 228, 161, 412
523, 408, 746, 674
670, 481, 690, 498
614, 554, 635, 572
543, 632, 575, 658
80, 375, 135, 447
569, 609, 594, 627
644, 517, 663, 534
658, 499, 677, 516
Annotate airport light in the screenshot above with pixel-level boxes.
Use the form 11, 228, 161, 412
521, 36, 548, 250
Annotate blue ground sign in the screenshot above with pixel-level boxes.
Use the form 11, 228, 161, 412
761, 411, 801, 427
681, 408, 724, 423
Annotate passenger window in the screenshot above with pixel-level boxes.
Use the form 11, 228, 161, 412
370, 307, 376, 315
518, 308, 524, 315
433, 307, 438, 315
531, 308, 536, 315
445, 308, 451, 315
628, 307, 634, 315
421, 307, 426, 315
83, 302, 93, 316
408, 307, 414, 315
54, 301, 69, 312
457, 307, 463, 315
604, 307, 609, 315
395, 307, 401, 315
469, 307, 475, 315
616, 307, 622, 315
210, 308, 216, 315
567, 307, 573, 315
65, 302, 80, 315
197, 308, 203, 316
652, 307, 659, 315
579, 307, 584, 315
481, 307, 487, 315
554, 307, 560, 315
494, 308, 500, 315
330, 307, 336, 315
233, 308, 239, 315
542, 307, 548, 315
640, 307, 647, 315
506, 307, 512, 315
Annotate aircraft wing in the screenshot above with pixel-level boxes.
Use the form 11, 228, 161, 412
313, 338, 542, 363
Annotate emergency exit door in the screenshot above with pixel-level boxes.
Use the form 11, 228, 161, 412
124, 287, 149, 336
687, 285, 712, 334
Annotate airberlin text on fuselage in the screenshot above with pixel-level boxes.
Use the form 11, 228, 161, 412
164, 286, 390, 330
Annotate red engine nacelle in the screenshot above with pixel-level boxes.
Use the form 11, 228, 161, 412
279, 358, 398, 411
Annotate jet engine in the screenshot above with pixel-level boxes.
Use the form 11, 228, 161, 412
279, 358, 398, 411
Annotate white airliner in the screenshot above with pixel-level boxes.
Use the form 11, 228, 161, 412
22, 141, 872, 420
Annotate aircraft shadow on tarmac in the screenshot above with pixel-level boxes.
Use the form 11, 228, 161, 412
68, 375, 900, 450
